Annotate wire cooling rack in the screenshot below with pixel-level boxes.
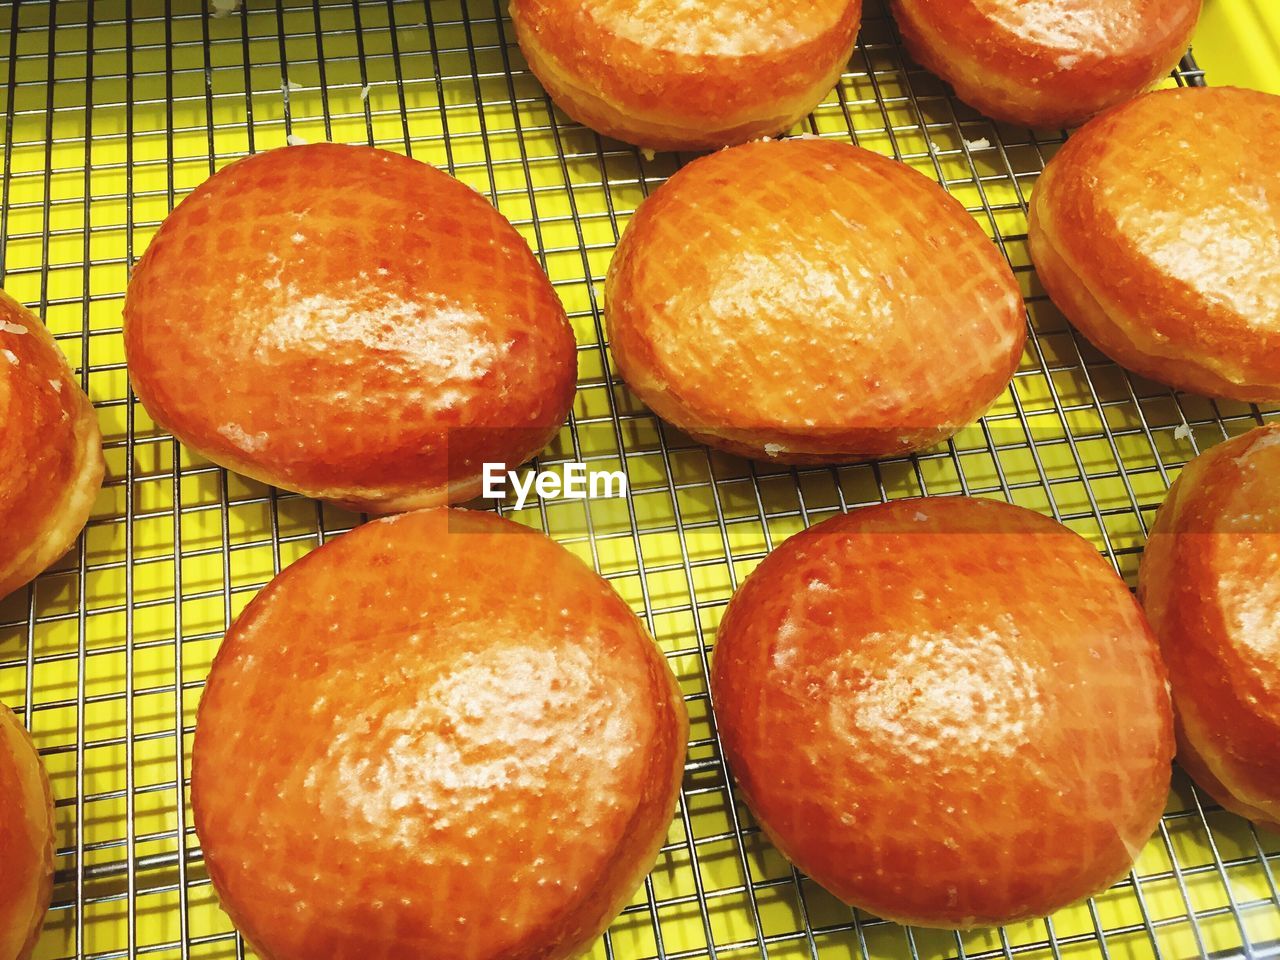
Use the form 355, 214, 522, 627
1, 2, 1278, 959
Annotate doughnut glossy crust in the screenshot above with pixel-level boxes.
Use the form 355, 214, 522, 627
605, 139, 1026, 463
511, 0, 863, 149
893, 0, 1200, 127
712, 497, 1174, 927
124, 144, 577, 514
191, 508, 688, 960
0, 290, 103, 599
0, 702, 55, 960
1140, 425, 1280, 831
1029, 88, 1280, 403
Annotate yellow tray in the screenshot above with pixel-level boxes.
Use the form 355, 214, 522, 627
1, 2, 1278, 959
1195, 0, 1280, 95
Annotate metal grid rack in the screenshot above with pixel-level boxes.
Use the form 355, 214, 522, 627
1, 1, 1278, 959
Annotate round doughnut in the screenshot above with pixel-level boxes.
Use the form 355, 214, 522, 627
510, 0, 863, 150
0, 290, 104, 599
191, 508, 688, 960
124, 144, 577, 515
0, 701, 55, 960
1029, 87, 1280, 403
892, 0, 1200, 128
710, 497, 1174, 928
1139, 424, 1280, 831
604, 138, 1026, 464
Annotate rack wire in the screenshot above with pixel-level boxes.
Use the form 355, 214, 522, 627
1, 1, 1278, 958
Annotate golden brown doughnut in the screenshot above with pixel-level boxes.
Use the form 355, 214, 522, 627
892, 0, 1200, 128
1029, 87, 1280, 403
604, 138, 1026, 464
510, 0, 863, 150
711, 497, 1174, 928
1139, 424, 1280, 831
124, 144, 577, 515
191, 508, 688, 960
0, 702, 55, 960
0, 290, 104, 599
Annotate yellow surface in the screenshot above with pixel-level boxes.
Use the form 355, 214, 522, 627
1195, 0, 1280, 95
0, 2, 1278, 960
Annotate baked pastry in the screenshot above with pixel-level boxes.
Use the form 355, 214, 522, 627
510, 0, 863, 150
711, 496, 1173, 928
604, 138, 1026, 464
892, 0, 1200, 128
191, 507, 688, 960
1029, 87, 1280, 403
0, 701, 56, 960
0, 290, 104, 599
124, 143, 577, 514
1139, 424, 1280, 831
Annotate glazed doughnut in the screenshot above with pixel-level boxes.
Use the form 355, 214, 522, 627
1029, 88, 1280, 404
1139, 425, 1280, 831
0, 702, 55, 960
604, 138, 1026, 464
510, 0, 863, 150
124, 144, 577, 515
0, 290, 104, 599
711, 497, 1174, 928
892, 0, 1200, 128
191, 508, 688, 960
